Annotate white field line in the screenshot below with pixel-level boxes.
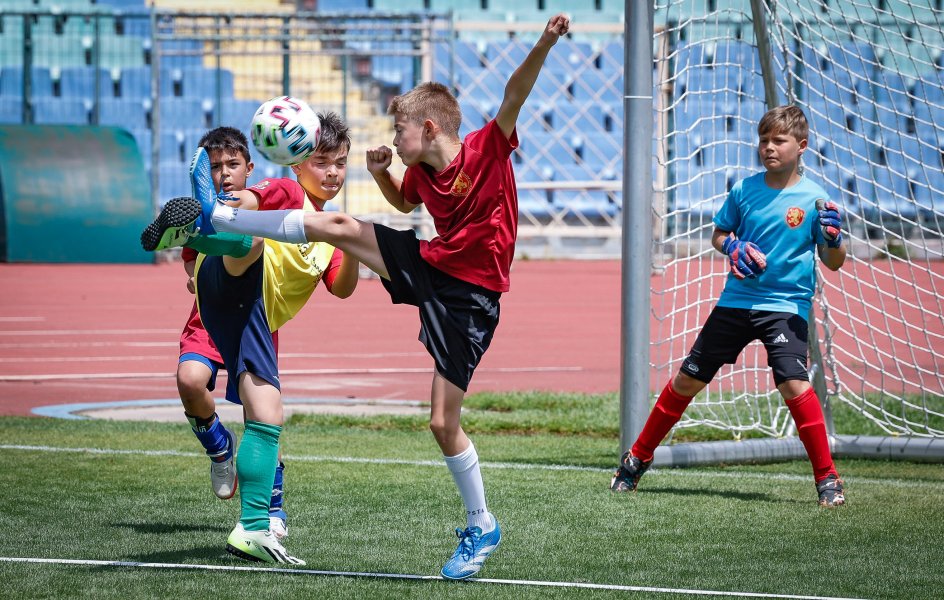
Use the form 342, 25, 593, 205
0, 365, 582, 381
0, 443, 941, 490
0, 557, 871, 600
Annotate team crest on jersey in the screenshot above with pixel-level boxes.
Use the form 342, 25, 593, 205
251, 180, 271, 190
785, 206, 805, 228
450, 171, 472, 197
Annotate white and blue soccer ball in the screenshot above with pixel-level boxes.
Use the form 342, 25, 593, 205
250, 96, 322, 166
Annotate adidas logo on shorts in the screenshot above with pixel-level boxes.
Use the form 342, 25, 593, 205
773, 333, 789, 344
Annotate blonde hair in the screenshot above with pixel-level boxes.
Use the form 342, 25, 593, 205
387, 82, 462, 137
757, 105, 809, 141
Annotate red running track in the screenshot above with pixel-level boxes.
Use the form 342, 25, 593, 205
0, 261, 624, 416
2, 258, 940, 417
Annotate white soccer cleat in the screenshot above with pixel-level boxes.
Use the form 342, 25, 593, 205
226, 523, 305, 565
269, 513, 288, 540
209, 430, 237, 499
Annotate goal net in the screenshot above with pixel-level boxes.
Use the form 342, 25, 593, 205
649, 0, 944, 463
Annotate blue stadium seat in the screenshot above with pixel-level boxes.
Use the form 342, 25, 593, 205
550, 101, 605, 136
158, 129, 188, 164
96, 97, 150, 129
32, 97, 91, 124
129, 127, 151, 158
0, 67, 54, 100
434, 41, 484, 86
317, 0, 371, 11
159, 39, 205, 70
571, 68, 621, 104
219, 98, 261, 131
58, 66, 114, 100
179, 67, 234, 101
157, 161, 192, 201
119, 66, 175, 99
158, 97, 211, 131
485, 40, 528, 75
543, 39, 595, 74
0, 97, 24, 124
600, 40, 623, 73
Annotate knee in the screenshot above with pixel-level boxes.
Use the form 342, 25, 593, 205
672, 371, 705, 397
429, 418, 456, 447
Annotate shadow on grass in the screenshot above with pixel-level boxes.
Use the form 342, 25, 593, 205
637, 486, 799, 504
112, 521, 228, 535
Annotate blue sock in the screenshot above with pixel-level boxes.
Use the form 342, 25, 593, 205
186, 412, 232, 461
269, 461, 285, 517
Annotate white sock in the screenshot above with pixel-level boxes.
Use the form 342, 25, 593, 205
210, 205, 307, 244
444, 442, 494, 532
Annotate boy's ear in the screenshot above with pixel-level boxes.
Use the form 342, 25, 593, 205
798, 137, 808, 153
246, 161, 254, 176
423, 118, 438, 138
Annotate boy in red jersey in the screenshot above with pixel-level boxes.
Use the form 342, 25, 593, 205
142, 12, 571, 578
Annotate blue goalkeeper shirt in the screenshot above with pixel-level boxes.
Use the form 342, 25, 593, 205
713, 172, 830, 318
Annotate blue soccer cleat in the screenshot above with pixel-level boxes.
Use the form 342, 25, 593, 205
140, 147, 230, 251
188, 146, 220, 237
440, 515, 501, 580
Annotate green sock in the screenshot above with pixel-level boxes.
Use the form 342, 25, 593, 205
185, 232, 253, 257
237, 420, 282, 532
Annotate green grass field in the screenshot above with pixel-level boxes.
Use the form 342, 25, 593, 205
1, 392, 942, 599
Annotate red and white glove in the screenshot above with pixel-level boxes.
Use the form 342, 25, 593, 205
721, 233, 767, 280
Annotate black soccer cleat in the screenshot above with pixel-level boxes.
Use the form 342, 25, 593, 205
816, 474, 846, 507
610, 451, 652, 492
140, 196, 202, 252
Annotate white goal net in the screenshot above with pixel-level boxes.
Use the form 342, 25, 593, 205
651, 0, 944, 456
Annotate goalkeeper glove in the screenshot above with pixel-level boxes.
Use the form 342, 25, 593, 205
816, 199, 843, 248
721, 233, 767, 280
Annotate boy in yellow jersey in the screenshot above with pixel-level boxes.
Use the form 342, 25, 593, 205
191, 112, 359, 564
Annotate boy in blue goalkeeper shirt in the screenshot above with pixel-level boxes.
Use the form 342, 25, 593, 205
612, 105, 848, 507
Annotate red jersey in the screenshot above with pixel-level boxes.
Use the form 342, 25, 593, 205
179, 178, 344, 360
401, 119, 518, 293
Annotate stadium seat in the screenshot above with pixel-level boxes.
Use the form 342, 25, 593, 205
157, 161, 192, 200
32, 97, 91, 124
119, 66, 175, 99
0, 97, 24, 124
550, 101, 605, 136
0, 67, 54, 101
158, 39, 205, 69
179, 67, 235, 101
219, 98, 261, 131
571, 68, 621, 104
158, 129, 188, 164
317, 0, 371, 11
158, 97, 211, 131
96, 97, 150, 129
58, 66, 115, 100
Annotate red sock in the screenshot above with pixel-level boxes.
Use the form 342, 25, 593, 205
786, 387, 838, 482
631, 381, 694, 463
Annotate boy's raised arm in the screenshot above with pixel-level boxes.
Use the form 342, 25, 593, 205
496, 13, 570, 138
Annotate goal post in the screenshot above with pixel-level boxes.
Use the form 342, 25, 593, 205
621, 0, 944, 465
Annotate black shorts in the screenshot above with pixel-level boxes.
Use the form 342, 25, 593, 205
373, 223, 501, 392
679, 306, 810, 386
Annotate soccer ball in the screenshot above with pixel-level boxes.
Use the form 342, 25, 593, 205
250, 96, 322, 166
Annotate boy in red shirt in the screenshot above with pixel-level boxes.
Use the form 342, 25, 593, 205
142, 13, 571, 579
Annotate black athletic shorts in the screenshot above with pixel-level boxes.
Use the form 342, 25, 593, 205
373, 223, 501, 392
679, 306, 810, 386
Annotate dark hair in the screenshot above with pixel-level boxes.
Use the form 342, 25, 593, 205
316, 111, 351, 154
198, 126, 252, 163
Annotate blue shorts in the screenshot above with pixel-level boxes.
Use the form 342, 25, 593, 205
178, 352, 222, 393
373, 223, 501, 392
195, 256, 280, 404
